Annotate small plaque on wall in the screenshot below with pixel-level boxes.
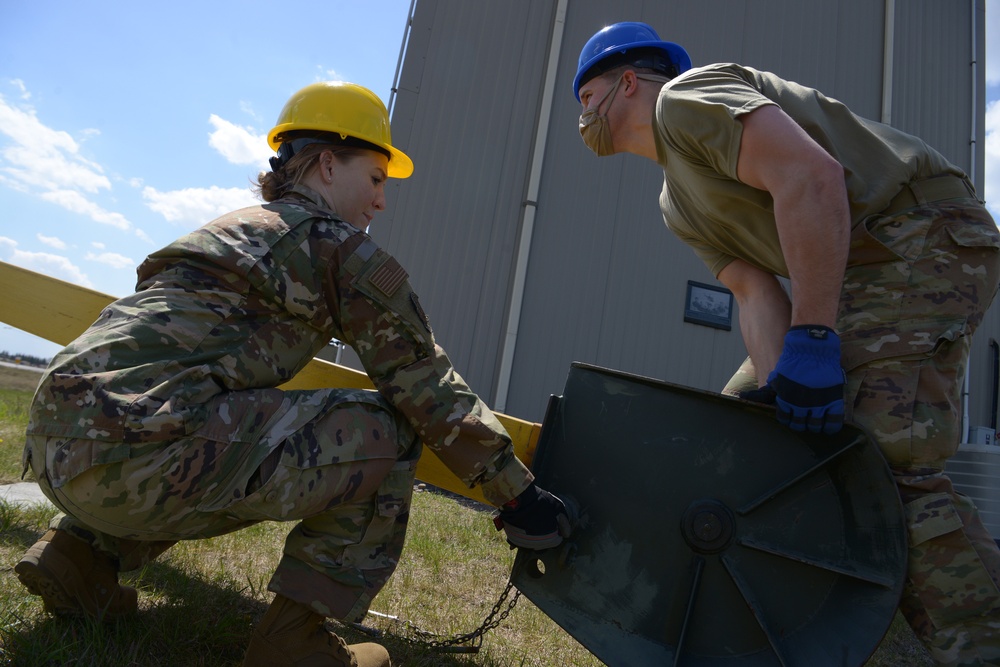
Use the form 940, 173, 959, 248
684, 281, 733, 330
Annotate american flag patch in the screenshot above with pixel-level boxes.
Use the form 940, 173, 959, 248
370, 258, 408, 296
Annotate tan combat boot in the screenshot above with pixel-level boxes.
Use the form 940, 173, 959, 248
243, 595, 390, 667
14, 529, 138, 619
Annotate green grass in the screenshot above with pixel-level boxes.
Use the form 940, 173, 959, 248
0, 366, 39, 484
0, 365, 933, 666
0, 492, 603, 666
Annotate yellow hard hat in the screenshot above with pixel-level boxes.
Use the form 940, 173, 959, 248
267, 81, 413, 179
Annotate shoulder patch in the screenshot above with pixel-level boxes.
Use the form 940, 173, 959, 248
369, 257, 409, 297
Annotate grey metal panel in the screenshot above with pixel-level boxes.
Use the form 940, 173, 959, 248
892, 0, 975, 169
649, 0, 885, 115
968, 0, 996, 434
381, 0, 993, 428
372, 0, 558, 404
969, 300, 1000, 432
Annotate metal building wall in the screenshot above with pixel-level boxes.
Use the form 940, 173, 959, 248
363, 0, 558, 403
372, 0, 994, 429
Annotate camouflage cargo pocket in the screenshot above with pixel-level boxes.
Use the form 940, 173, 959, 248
904, 492, 1000, 628
343, 456, 418, 572
841, 204, 999, 371
847, 350, 964, 470
44, 437, 131, 489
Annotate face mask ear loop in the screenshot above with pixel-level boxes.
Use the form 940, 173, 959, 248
597, 74, 625, 114
634, 73, 672, 86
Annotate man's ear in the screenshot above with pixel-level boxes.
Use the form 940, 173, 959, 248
621, 69, 639, 97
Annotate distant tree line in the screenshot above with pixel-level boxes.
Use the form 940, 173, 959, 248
0, 351, 51, 368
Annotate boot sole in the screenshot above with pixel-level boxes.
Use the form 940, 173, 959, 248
15, 542, 137, 619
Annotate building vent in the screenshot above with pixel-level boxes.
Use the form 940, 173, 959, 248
945, 442, 1000, 540
969, 426, 995, 446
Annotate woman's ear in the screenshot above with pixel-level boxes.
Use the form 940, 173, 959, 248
319, 150, 337, 182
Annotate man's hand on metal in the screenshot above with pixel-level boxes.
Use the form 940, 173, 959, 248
494, 482, 571, 550
764, 325, 846, 434
738, 384, 777, 405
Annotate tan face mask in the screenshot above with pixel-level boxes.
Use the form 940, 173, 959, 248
579, 75, 624, 157
579, 73, 672, 156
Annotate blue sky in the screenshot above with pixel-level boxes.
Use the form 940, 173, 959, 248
1, 2, 999, 360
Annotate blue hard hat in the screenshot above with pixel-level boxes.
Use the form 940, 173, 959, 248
573, 21, 692, 101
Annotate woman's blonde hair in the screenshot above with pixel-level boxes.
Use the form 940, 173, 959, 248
253, 132, 374, 202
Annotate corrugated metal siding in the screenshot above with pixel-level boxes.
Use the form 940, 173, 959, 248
373, 0, 558, 402
969, 309, 1000, 431
892, 1, 975, 168
380, 0, 995, 428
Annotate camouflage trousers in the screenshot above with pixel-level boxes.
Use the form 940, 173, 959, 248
24, 387, 421, 623
724, 199, 1000, 666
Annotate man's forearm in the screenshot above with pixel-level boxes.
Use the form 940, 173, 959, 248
719, 260, 792, 385
738, 283, 791, 385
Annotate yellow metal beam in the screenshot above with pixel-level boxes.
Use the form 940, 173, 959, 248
0, 260, 539, 505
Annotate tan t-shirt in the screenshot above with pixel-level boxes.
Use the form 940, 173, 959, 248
653, 63, 962, 277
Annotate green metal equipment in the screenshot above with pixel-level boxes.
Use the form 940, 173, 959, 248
512, 363, 907, 666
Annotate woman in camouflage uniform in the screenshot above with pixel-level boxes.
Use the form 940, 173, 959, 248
16, 81, 567, 667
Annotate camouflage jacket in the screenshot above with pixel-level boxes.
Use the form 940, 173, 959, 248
28, 185, 531, 504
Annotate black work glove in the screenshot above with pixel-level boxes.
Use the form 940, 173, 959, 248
493, 482, 571, 550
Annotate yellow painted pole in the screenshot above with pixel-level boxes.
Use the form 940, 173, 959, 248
0, 260, 539, 504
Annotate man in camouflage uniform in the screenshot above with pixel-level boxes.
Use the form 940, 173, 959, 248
574, 22, 1000, 666
16, 82, 568, 667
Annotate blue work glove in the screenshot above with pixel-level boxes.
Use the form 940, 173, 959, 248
766, 325, 846, 434
493, 482, 571, 550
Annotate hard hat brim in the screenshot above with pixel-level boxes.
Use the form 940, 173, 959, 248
385, 145, 414, 179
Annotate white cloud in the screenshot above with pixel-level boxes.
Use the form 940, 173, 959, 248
208, 114, 272, 167
85, 251, 134, 269
9, 79, 30, 100
142, 185, 259, 228
239, 100, 263, 125
91, 241, 106, 249
0, 91, 138, 237
2, 144, 110, 194
37, 234, 67, 250
39, 190, 132, 230
4, 248, 93, 288
0, 95, 109, 194
986, 100, 1000, 219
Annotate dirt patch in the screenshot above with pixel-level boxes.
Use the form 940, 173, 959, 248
0, 365, 43, 393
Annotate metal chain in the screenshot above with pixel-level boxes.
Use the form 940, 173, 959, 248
350, 579, 521, 654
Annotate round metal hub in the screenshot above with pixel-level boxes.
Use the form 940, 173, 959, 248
682, 499, 735, 553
